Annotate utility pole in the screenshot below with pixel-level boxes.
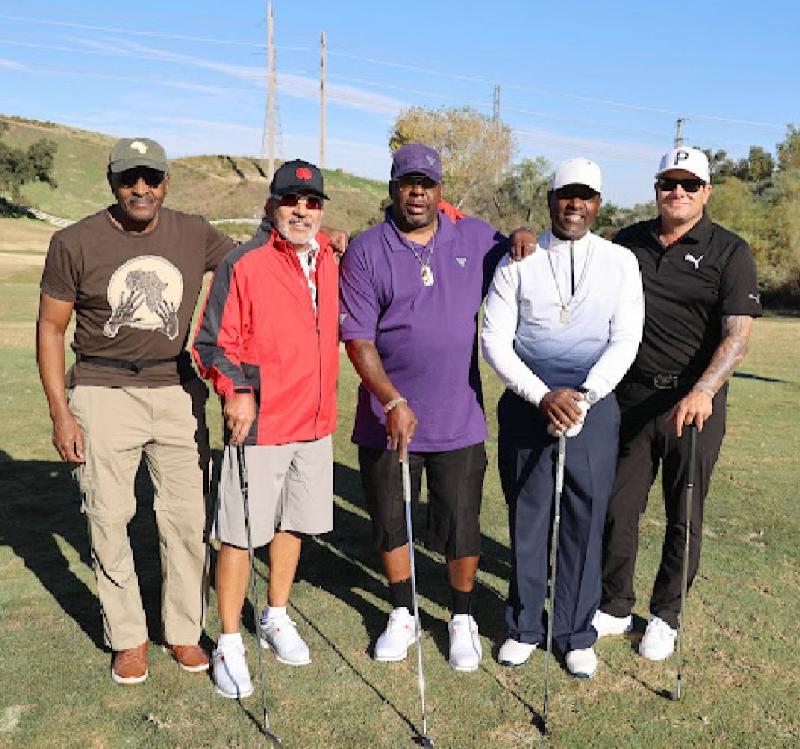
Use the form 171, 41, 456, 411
492, 84, 501, 122
674, 118, 685, 147
260, 1, 276, 181
320, 31, 327, 169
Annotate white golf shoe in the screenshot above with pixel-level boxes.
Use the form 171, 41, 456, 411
212, 640, 254, 699
448, 614, 482, 672
592, 609, 633, 639
639, 615, 677, 661
565, 647, 598, 678
374, 607, 417, 662
497, 638, 537, 667
259, 613, 311, 666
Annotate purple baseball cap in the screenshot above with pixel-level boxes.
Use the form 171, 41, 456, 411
390, 143, 443, 182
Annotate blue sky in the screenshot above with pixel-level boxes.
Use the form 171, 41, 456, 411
0, 1, 796, 206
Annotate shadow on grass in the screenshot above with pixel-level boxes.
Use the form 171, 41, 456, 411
0, 448, 175, 651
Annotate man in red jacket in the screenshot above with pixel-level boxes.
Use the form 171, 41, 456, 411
193, 160, 339, 699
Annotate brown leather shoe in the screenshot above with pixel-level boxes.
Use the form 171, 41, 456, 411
112, 642, 148, 685
164, 642, 210, 673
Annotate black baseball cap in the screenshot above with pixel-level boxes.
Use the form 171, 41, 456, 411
270, 159, 329, 199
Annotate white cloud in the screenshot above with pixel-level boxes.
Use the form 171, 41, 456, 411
0, 56, 26, 70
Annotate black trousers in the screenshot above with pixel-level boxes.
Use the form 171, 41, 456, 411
600, 382, 727, 629
498, 390, 620, 652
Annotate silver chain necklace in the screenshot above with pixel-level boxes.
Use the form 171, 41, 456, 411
402, 226, 437, 287
546, 239, 593, 323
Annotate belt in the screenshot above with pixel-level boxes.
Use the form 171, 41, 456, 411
75, 353, 182, 374
624, 371, 695, 390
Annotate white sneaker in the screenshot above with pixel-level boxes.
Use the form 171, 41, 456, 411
566, 647, 598, 678
259, 614, 311, 666
592, 610, 633, 639
448, 614, 482, 672
639, 616, 677, 661
212, 641, 253, 699
497, 638, 537, 667
374, 607, 417, 662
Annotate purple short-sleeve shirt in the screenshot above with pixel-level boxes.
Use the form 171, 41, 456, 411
340, 210, 505, 451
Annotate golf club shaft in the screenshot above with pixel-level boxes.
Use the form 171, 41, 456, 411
238, 444, 279, 744
675, 425, 697, 700
402, 457, 430, 741
543, 435, 566, 732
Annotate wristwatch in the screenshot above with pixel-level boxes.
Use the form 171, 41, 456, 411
578, 386, 599, 406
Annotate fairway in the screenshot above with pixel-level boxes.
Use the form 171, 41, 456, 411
0, 249, 798, 748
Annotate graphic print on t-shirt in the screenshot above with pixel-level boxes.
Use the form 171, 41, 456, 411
103, 255, 183, 340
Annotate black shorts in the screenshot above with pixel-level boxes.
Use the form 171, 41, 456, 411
358, 442, 487, 558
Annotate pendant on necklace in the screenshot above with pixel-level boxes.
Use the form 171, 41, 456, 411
421, 265, 435, 286
559, 307, 571, 324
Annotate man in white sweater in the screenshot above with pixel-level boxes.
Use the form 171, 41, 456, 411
481, 158, 643, 677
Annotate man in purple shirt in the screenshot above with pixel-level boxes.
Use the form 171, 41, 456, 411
340, 143, 529, 672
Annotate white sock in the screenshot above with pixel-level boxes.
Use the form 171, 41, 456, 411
265, 605, 287, 621
218, 632, 242, 648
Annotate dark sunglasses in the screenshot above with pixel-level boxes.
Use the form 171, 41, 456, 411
278, 193, 324, 210
554, 185, 599, 201
656, 177, 706, 193
396, 175, 438, 190
116, 167, 166, 189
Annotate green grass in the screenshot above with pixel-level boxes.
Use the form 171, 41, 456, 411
1, 269, 798, 748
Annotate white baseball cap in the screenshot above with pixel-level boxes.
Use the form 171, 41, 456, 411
551, 158, 602, 193
656, 147, 711, 183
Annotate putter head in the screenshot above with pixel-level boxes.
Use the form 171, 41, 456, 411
413, 736, 434, 748
262, 728, 282, 747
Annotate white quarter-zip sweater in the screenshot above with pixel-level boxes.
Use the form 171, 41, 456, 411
482, 230, 644, 405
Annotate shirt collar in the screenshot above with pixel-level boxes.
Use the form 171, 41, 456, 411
541, 230, 594, 253
270, 228, 322, 256
384, 208, 456, 252
651, 211, 713, 247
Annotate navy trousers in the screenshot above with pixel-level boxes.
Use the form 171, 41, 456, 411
498, 390, 620, 652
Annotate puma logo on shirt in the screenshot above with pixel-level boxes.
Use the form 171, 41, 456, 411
684, 253, 704, 269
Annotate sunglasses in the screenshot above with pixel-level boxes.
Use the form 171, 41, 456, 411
553, 185, 599, 201
396, 175, 438, 190
278, 193, 324, 210
116, 167, 166, 189
656, 177, 706, 193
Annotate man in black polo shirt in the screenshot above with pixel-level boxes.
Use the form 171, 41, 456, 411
592, 146, 762, 661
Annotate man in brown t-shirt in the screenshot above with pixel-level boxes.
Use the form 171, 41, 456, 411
37, 138, 236, 684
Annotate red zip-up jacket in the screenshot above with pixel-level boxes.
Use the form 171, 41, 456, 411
192, 229, 338, 446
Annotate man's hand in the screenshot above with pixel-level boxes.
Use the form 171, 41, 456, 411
225, 392, 257, 445
539, 389, 584, 432
386, 402, 417, 461
52, 410, 85, 463
320, 225, 349, 261
668, 388, 713, 437
508, 227, 538, 262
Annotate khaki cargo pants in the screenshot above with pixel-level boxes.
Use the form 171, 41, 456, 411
70, 381, 210, 651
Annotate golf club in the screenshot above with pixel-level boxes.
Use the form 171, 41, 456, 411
541, 434, 566, 735
237, 444, 282, 747
401, 455, 434, 748
670, 424, 697, 702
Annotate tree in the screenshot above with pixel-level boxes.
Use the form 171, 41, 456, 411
390, 106, 515, 208
777, 124, 800, 171
0, 121, 58, 200
745, 146, 774, 182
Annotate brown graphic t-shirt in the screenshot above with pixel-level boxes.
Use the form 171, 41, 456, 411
41, 207, 236, 387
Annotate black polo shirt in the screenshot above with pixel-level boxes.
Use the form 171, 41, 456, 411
614, 213, 762, 379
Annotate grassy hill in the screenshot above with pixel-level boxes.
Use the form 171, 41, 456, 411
0, 114, 386, 236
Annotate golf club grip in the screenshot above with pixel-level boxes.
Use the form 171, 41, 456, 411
402, 458, 412, 504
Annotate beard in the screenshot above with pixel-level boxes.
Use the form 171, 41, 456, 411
274, 213, 322, 247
